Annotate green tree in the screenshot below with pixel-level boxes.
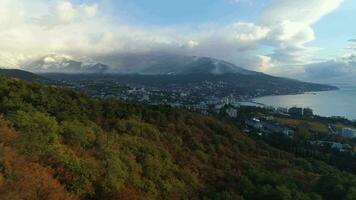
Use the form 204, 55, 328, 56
8, 110, 60, 154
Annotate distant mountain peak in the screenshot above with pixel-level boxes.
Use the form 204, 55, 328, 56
99, 53, 257, 75
0, 68, 49, 82
85, 63, 110, 73
22, 53, 257, 76
22, 54, 111, 74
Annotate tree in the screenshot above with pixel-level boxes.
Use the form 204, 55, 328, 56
8, 110, 60, 154
61, 120, 96, 148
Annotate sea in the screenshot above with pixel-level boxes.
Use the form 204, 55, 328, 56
252, 87, 356, 120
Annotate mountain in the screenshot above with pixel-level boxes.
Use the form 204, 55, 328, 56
139, 56, 258, 75
45, 72, 337, 100
22, 53, 256, 75
87, 53, 256, 75
0, 76, 354, 199
24, 53, 337, 96
22, 54, 111, 74
0, 68, 48, 82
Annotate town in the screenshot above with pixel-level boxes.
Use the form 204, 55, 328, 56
59, 78, 356, 156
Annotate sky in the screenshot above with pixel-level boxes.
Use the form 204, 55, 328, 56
0, 0, 355, 83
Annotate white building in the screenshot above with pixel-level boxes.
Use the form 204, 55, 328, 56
341, 128, 356, 138
277, 107, 288, 114
246, 118, 263, 130
226, 108, 238, 118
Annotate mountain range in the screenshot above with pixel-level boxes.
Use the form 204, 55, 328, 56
0, 53, 338, 97
22, 54, 111, 74
0, 68, 48, 82
22, 54, 257, 75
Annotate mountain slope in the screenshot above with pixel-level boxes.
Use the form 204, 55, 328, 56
22, 54, 110, 74
0, 68, 48, 82
44, 72, 337, 98
22, 54, 257, 75
0, 76, 354, 199
118, 54, 257, 75
24, 53, 337, 97
89, 53, 257, 75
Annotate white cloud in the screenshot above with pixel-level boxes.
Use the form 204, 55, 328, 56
0, 0, 344, 77
81, 4, 98, 18
301, 57, 356, 85
233, 22, 270, 42
255, 55, 275, 72
183, 40, 199, 49
259, 0, 343, 25
300, 39, 356, 85
257, 0, 343, 67
0, 0, 263, 68
55, 1, 76, 23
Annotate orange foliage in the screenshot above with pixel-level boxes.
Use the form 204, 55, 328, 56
0, 117, 19, 144
110, 186, 138, 200
0, 148, 75, 200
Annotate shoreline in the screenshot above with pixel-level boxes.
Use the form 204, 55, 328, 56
246, 87, 356, 121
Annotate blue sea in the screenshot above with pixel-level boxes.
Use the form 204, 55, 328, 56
253, 87, 356, 120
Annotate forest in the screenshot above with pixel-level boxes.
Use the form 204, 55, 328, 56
0, 76, 355, 200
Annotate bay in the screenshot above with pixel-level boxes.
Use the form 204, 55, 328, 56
253, 87, 356, 120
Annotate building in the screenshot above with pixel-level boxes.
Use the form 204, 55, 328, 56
246, 118, 263, 130
277, 107, 289, 114
311, 141, 353, 152
341, 128, 356, 138
331, 142, 343, 150
262, 122, 294, 136
262, 106, 275, 112
303, 108, 314, 117
226, 107, 238, 118
265, 116, 274, 121
288, 107, 303, 116
214, 104, 224, 110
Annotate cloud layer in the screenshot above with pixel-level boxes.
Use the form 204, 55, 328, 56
0, 0, 344, 75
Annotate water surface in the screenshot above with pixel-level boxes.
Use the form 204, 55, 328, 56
253, 87, 356, 120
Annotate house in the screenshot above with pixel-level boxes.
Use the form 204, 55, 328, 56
311, 141, 353, 152
264, 106, 276, 112
262, 122, 294, 136
226, 107, 238, 118
341, 128, 356, 138
265, 116, 274, 121
200, 110, 209, 116
331, 142, 343, 150
303, 108, 314, 117
288, 107, 303, 116
246, 118, 263, 130
277, 107, 288, 114
276, 107, 290, 116
214, 104, 224, 110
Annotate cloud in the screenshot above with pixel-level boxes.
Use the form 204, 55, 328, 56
305, 60, 354, 79
182, 40, 199, 49
346, 39, 356, 51
300, 53, 356, 85
254, 55, 275, 72
81, 4, 98, 18
257, 0, 343, 66
0, 0, 266, 68
259, 0, 343, 25
0, 0, 344, 77
233, 22, 270, 42
55, 1, 77, 23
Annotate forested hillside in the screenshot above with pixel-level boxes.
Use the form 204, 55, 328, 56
0, 77, 354, 200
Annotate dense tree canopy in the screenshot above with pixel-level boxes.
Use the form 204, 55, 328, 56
0, 77, 354, 200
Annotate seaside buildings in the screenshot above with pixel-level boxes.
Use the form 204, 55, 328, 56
341, 128, 356, 138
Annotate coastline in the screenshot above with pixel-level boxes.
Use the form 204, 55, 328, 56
248, 87, 356, 120
240, 86, 339, 108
